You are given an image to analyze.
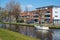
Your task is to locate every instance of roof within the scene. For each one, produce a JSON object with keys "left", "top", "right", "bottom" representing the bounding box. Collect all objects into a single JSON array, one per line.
[{"left": 36, "top": 5, "right": 60, "bottom": 9}]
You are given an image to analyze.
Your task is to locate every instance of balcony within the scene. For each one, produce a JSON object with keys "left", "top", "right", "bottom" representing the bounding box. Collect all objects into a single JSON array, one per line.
[
  {"left": 33, "top": 13, "right": 39, "bottom": 16},
  {"left": 45, "top": 13, "right": 50, "bottom": 15},
  {"left": 45, "top": 17, "right": 50, "bottom": 19},
  {"left": 33, "top": 15, "right": 39, "bottom": 19}
]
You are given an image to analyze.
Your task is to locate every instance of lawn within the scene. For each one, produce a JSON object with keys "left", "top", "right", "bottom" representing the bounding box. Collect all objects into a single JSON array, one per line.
[{"left": 0, "top": 28, "right": 39, "bottom": 40}]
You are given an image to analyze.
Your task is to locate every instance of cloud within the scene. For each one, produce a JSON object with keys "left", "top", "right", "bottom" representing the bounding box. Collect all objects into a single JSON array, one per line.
[
  {"left": 21, "top": 4, "right": 34, "bottom": 11},
  {"left": 26, "top": 4, "right": 33, "bottom": 8}
]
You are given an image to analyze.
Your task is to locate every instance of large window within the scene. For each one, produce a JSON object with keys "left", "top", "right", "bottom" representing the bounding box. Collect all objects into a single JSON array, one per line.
[
  {"left": 55, "top": 11, "right": 58, "bottom": 13},
  {"left": 34, "top": 19, "right": 38, "bottom": 22},
  {"left": 33, "top": 15, "right": 39, "bottom": 18},
  {"left": 45, "top": 15, "right": 50, "bottom": 17},
  {"left": 45, "top": 19, "right": 50, "bottom": 22},
  {"left": 55, "top": 15, "right": 58, "bottom": 17}
]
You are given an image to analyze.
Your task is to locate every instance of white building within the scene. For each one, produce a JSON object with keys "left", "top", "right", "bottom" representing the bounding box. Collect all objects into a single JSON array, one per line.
[
  {"left": 52, "top": 6, "right": 60, "bottom": 23},
  {"left": 36, "top": 5, "right": 60, "bottom": 23}
]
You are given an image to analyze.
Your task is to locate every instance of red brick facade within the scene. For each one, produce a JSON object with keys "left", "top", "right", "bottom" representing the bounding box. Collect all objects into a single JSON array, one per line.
[{"left": 19, "top": 6, "right": 53, "bottom": 23}]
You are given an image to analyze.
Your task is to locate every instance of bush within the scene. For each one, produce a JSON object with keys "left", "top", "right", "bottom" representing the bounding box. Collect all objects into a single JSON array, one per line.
[{"left": 17, "top": 20, "right": 24, "bottom": 23}]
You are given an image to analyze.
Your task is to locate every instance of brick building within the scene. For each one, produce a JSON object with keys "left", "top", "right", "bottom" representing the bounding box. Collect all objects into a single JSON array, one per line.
[
  {"left": 19, "top": 11, "right": 40, "bottom": 23},
  {"left": 20, "top": 5, "right": 60, "bottom": 24},
  {"left": 36, "top": 5, "right": 60, "bottom": 23}
]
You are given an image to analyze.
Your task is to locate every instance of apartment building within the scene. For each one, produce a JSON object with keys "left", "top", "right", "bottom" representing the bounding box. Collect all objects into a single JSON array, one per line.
[
  {"left": 36, "top": 5, "right": 60, "bottom": 23},
  {"left": 19, "top": 11, "right": 40, "bottom": 23},
  {"left": 19, "top": 5, "right": 60, "bottom": 24}
]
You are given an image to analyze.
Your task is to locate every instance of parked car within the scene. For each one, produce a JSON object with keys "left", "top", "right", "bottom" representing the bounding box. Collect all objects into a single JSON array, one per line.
[{"left": 26, "top": 20, "right": 35, "bottom": 24}]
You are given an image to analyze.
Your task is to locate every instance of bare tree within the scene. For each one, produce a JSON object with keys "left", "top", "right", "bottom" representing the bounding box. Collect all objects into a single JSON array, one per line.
[
  {"left": 5, "top": 0, "right": 21, "bottom": 22},
  {"left": 12, "top": 2, "right": 21, "bottom": 22},
  {"left": 5, "top": 0, "right": 21, "bottom": 31}
]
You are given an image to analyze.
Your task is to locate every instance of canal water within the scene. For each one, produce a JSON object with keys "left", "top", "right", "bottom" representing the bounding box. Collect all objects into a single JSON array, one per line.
[
  {"left": 52, "top": 29, "right": 60, "bottom": 40},
  {"left": 0, "top": 24, "right": 60, "bottom": 40},
  {"left": 36, "top": 29, "right": 60, "bottom": 40}
]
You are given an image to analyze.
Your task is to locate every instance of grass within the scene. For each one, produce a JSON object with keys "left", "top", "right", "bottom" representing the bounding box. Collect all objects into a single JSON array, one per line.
[
  {"left": 1, "top": 22, "right": 60, "bottom": 29},
  {"left": 0, "top": 22, "right": 34, "bottom": 26},
  {"left": 49, "top": 26, "right": 60, "bottom": 29},
  {"left": 0, "top": 28, "right": 39, "bottom": 40}
]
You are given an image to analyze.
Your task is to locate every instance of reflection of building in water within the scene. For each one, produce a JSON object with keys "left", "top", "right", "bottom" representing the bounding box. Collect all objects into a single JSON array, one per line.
[
  {"left": 36, "top": 30, "right": 53, "bottom": 40},
  {"left": 48, "top": 30, "right": 52, "bottom": 40}
]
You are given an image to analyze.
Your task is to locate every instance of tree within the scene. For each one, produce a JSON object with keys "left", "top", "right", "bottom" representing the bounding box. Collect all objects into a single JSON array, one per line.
[
  {"left": 39, "top": 10, "right": 43, "bottom": 24},
  {"left": 0, "top": 7, "right": 7, "bottom": 22},
  {"left": 5, "top": 0, "right": 21, "bottom": 31},
  {"left": 12, "top": 2, "right": 21, "bottom": 22},
  {"left": 5, "top": 0, "right": 21, "bottom": 22}
]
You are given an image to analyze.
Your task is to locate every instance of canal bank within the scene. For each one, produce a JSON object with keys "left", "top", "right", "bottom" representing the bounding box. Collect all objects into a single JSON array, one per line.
[
  {"left": 49, "top": 26, "right": 60, "bottom": 29},
  {"left": 0, "top": 22, "right": 60, "bottom": 40}
]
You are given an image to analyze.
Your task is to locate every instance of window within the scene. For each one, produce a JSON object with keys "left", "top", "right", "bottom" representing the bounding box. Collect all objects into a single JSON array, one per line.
[
  {"left": 34, "top": 12, "right": 38, "bottom": 15},
  {"left": 55, "top": 15, "right": 58, "bottom": 17},
  {"left": 34, "top": 19, "right": 38, "bottom": 22},
  {"left": 55, "top": 11, "right": 58, "bottom": 13},
  {"left": 45, "top": 19, "right": 50, "bottom": 22},
  {"left": 45, "top": 15, "right": 50, "bottom": 17},
  {"left": 33, "top": 15, "right": 39, "bottom": 18},
  {"left": 20, "top": 16, "right": 24, "bottom": 18},
  {"left": 26, "top": 15, "right": 30, "bottom": 18},
  {"left": 45, "top": 11, "right": 50, "bottom": 13},
  {"left": 25, "top": 16, "right": 27, "bottom": 18},
  {"left": 22, "top": 16, "right": 24, "bottom": 17}
]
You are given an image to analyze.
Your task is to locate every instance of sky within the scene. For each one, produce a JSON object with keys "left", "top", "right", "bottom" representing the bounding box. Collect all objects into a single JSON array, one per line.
[{"left": 0, "top": 0, "right": 60, "bottom": 11}]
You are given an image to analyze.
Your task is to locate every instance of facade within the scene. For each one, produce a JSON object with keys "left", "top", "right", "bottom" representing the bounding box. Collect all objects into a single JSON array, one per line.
[
  {"left": 19, "top": 11, "right": 40, "bottom": 23},
  {"left": 52, "top": 6, "right": 60, "bottom": 23},
  {"left": 19, "top": 5, "right": 60, "bottom": 24},
  {"left": 36, "top": 5, "right": 60, "bottom": 23}
]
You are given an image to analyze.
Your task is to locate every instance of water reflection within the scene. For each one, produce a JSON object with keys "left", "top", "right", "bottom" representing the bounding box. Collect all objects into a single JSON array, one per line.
[
  {"left": 36, "top": 29, "right": 52, "bottom": 40},
  {"left": 36, "top": 29, "right": 60, "bottom": 40},
  {"left": 0, "top": 24, "right": 60, "bottom": 40},
  {"left": 52, "top": 29, "right": 60, "bottom": 40}
]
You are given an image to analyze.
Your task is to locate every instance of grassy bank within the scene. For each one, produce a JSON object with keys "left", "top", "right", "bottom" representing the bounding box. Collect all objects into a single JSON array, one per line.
[
  {"left": 1, "top": 22, "right": 60, "bottom": 29},
  {"left": 0, "top": 22, "right": 34, "bottom": 26},
  {"left": 0, "top": 28, "right": 39, "bottom": 40},
  {"left": 49, "top": 26, "right": 60, "bottom": 29}
]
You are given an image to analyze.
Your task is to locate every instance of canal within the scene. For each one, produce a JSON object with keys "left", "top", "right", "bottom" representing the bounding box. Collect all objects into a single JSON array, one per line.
[
  {"left": 0, "top": 24, "right": 60, "bottom": 40},
  {"left": 36, "top": 29, "right": 60, "bottom": 40},
  {"left": 52, "top": 29, "right": 60, "bottom": 40}
]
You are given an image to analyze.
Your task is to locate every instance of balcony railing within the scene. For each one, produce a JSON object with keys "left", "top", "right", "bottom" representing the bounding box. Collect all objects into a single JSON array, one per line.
[
  {"left": 45, "top": 17, "right": 50, "bottom": 19},
  {"left": 45, "top": 13, "right": 50, "bottom": 15}
]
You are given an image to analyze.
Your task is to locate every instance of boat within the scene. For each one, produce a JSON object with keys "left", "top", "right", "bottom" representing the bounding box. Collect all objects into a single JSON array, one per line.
[
  {"left": 34, "top": 24, "right": 49, "bottom": 33},
  {"left": 34, "top": 25, "right": 49, "bottom": 30}
]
